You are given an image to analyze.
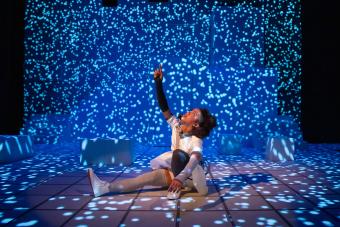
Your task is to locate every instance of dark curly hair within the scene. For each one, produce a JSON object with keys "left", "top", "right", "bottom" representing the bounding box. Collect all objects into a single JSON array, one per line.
[{"left": 194, "top": 108, "right": 217, "bottom": 139}]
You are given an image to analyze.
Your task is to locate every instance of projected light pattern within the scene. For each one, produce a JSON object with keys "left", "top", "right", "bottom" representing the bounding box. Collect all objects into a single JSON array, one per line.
[
  {"left": 252, "top": 115, "right": 304, "bottom": 149},
  {"left": 1, "top": 143, "right": 339, "bottom": 226},
  {"left": 23, "top": 0, "right": 301, "bottom": 147},
  {"left": 212, "top": 6, "right": 265, "bottom": 67}
]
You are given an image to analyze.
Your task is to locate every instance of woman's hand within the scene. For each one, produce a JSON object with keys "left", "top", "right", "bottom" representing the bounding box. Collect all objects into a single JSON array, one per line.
[
  {"left": 153, "top": 64, "right": 163, "bottom": 80},
  {"left": 168, "top": 179, "right": 183, "bottom": 192}
]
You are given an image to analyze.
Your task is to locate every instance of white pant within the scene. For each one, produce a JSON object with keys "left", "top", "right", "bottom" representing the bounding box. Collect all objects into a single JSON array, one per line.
[{"left": 150, "top": 151, "right": 173, "bottom": 170}]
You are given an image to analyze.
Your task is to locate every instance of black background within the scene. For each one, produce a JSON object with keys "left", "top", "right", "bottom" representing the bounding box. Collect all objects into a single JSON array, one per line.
[{"left": 1, "top": 1, "right": 339, "bottom": 142}]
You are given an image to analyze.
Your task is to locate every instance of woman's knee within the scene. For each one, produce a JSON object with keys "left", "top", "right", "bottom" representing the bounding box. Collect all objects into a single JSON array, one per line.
[
  {"left": 172, "top": 149, "right": 189, "bottom": 162},
  {"left": 171, "top": 149, "right": 190, "bottom": 176}
]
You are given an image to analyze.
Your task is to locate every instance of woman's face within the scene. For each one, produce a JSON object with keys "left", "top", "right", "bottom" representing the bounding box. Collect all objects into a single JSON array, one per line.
[{"left": 180, "top": 108, "right": 202, "bottom": 134}]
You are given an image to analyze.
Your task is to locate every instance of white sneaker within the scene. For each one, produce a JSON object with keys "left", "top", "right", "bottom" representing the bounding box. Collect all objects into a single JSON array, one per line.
[
  {"left": 87, "top": 168, "right": 110, "bottom": 197},
  {"left": 167, "top": 189, "right": 181, "bottom": 200},
  {"left": 192, "top": 165, "right": 208, "bottom": 196}
]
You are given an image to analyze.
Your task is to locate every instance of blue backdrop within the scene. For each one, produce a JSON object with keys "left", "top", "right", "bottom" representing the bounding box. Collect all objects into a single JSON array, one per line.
[{"left": 22, "top": 0, "right": 301, "bottom": 148}]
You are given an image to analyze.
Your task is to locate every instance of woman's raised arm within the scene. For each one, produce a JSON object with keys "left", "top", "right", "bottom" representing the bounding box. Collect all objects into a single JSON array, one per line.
[{"left": 153, "top": 64, "right": 173, "bottom": 120}]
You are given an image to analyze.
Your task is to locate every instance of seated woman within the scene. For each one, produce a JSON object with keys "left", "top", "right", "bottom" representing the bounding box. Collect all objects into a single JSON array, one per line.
[{"left": 88, "top": 64, "right": 217, "bottom": 199}]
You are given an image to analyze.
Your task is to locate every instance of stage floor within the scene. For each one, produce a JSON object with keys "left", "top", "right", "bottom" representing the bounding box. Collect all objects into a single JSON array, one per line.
[{"left": 0, "top": 143, "right": 339, "bottom": 226}]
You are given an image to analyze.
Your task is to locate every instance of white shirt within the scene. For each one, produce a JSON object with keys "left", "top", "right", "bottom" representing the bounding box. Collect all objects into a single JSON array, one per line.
[
  {"left": 167, "top": 115, "right": 203, "bottom": 155},
  {"left": 150, "top": 115, "right": 203, "bottom": 170}
]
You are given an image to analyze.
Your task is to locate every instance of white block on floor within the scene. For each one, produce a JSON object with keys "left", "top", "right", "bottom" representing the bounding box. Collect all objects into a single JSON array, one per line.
[
  {"left": 219, "top": 134, "right": 242, "bottom": 155},
  {"left": 0, "top": 135, "right": 34, "bottom": 163},
  {"left": 80, "top": 138, "right": 135, "bottom": 167},
  {"left": 265, "top": 136, "right": 295, "bottom": 162}
]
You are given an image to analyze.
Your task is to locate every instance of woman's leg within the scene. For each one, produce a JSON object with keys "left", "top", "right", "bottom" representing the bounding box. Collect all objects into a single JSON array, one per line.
[
  {"left": 170, "top": 150, "right": 208, "bottom": 195},
  {"left": 171, "top": 149, "right": 190, "bottom": 177},
  {"left": 109, "top": 169, "right": 172, "bottom": 193}
]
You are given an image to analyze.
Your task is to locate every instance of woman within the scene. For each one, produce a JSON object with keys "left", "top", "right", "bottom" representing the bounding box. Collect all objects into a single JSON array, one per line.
[{"left": 88, "top": 64, "right": 217, "bottom": 199}]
